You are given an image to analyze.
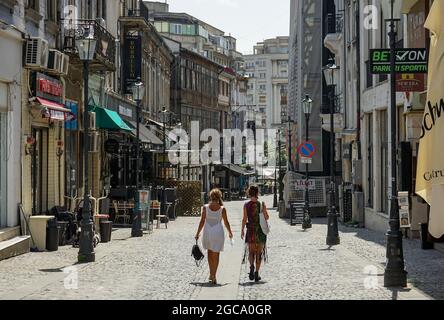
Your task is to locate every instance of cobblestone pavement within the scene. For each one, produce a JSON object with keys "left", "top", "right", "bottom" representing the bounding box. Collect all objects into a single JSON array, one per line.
[{"left": 0, "top": 195, "right": 443, "bottom": 300}]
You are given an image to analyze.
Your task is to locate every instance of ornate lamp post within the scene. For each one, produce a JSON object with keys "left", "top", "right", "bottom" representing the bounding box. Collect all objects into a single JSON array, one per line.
[
  {"left": 323, "top": 57, "right": 340, "bottom": 247},
  {"left": 302, "top": 95, "right": 313, "bottom": 230},
  {"left": 384, "top": 0, "right": 407, "bottom": 288},
  {"left": 273, "top": 129, "right": 279, "bottom": 208},
  {"left": 159, "top": 107, "right": 171, "bottom": 217},
  {"left": 76, "top": 34, "right": 97, "bottom": 263},
  {"left": 131, "top": 79, "right": 145, "bottom": 237}
]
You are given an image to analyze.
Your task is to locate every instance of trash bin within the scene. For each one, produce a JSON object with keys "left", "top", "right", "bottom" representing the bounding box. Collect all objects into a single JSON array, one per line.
[
  {"left": 100, "top": 221, "right": 112, "bottom": 243},
  {"left": 420, "top": 223, "right": 434, "bottom": 250},
  {"left": 57, "top": 221, "right": 69, "bottom": 246},
  {"left": 46, "top": 218, "right": 59, "bottom": 251}
]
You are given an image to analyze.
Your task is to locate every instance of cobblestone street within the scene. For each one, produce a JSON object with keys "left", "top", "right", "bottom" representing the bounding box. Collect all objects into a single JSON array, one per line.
[{"left": 0, "top": 195, "right": 443, "bottom": 300}]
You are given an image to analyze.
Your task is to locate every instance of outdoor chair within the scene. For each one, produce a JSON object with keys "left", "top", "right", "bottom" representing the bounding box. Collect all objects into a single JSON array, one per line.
[{"left": 113, "top": 201, "right": 130, "bottom": 225}]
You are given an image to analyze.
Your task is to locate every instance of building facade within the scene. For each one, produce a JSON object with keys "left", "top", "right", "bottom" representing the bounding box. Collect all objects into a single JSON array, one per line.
[{"left": 244, "top": 37, "right": 289, "bottom": 129}]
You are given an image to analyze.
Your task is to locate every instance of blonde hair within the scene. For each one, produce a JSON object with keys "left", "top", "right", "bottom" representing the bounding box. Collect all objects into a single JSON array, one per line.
[{"left": 209, "top": 188, "right": 223, "bottom": 206}]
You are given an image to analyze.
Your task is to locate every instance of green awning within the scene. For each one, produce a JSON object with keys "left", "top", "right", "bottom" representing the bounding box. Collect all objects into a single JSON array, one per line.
[{"left": 89, "top": 106, "right": 132, "bottom": 131}]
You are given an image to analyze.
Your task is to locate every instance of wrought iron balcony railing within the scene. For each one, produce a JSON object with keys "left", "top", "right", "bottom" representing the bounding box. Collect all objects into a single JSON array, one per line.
[
  {"left": 63, "top": 19, "right": 116, "bottom": 71},
  {"left": 121, "top": 0, "right": 150, "bottom": 22},
  {"left": 325, "top": 13, "right": 344, "bottom": 34}
]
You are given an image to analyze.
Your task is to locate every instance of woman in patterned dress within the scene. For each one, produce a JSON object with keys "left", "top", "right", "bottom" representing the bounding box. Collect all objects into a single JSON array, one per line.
[{"left": 241, "top": 185, "right": 269, "bottom": 282}]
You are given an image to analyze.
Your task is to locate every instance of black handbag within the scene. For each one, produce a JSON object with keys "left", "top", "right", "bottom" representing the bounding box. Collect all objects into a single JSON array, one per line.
[{"left": 191, "top": 240, "right": 205, "bottom": 267}]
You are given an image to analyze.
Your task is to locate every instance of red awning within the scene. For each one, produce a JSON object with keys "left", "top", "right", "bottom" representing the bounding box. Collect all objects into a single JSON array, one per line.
[{"left": 34, "top": 97, "right": 75, "bottom": 122}]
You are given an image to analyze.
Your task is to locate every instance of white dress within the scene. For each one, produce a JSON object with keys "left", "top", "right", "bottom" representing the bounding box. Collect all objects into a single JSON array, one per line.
[{"left": 202, "top": 205, "right": 225, "bottom": 253}]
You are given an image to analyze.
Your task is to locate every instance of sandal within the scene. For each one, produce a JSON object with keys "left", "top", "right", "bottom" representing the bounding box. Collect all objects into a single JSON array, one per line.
[{"left": 249, "top": 265, "right": 255, "bottom": 281}]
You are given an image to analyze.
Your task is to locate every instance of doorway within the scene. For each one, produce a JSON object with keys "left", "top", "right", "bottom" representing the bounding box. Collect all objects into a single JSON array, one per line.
[{"left": 31, "top": 127, "right": 49, "bottom": 215}]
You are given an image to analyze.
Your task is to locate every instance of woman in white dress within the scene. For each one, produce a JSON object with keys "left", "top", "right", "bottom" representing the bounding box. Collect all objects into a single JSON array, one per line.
[{"left": 195, "top": 189, "right": 233, "bottom": 284}]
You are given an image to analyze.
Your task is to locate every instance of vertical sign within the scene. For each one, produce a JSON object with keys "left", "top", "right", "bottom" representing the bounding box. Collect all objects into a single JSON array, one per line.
[{"left": 123, "top": 33, "right": 141, "bottom": 94}]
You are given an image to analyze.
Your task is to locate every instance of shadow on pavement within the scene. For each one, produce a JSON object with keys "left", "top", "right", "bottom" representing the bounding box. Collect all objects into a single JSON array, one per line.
[
  {"left": 190, "top": 282, "right": 228, "bottom": 288},
  {"left": 238, "top": 281, "right": 267, "bottom": 286}
]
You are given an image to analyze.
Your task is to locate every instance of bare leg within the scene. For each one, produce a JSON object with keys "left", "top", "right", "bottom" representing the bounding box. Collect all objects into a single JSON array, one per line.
[
  {"left": 208, "top": 250, "right": 215, "bottom": 280},
  {"left": 248, "top": 243, "right": 255, "bottom": 267},
  {"left": 214, "top": 253, "right": 220, "bottom": 280},
  {"left": 255, "top": 244, "right": 264, "bottom": 273}
]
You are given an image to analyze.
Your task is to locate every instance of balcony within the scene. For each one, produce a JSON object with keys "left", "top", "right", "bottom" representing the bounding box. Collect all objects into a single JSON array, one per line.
[
  {"left": 119, "top": 1, "right": 151, "bottom": 29},
  {"left": 325, "top": 13, "right": 343, "bottom": 35},
  {"left": 324, "top": 13, "right": 344, "bottom": 55},
  {"left": 63, "top": 19, "right": 116, "bottom": 72}
]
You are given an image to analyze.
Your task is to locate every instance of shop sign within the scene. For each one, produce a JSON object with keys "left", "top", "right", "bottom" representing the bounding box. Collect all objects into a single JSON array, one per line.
[
  {"left": 396, "top": 73, "right": 426, "bottom": 92},
  {"left": 398, "top": 191, "right": 411, "bottom": 229},
  {"left": 32, "top": 72, "right": 63, "bottom": 103},
  {"left": 294, "top": 179, "right": 316, "bottom": 191},
  {"left": 369, "top": 48, "right": 428, "bottom": 74},
  {"left": 104, "top": 139, "right": 120, "bottom": 154},
  {"left": 65, "top": 100, "right": 78, "bottom": 130},
  {"left": 119, "top": 105, "right": 133, "bottom": 118},
  {"left": 122, "top": 33, "right": 142, "bottom": 94}
]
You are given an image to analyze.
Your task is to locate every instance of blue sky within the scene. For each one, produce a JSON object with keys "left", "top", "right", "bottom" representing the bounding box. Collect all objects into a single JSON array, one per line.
[{"left": 166, "top": 0, "right": 290, "bottom": 54}]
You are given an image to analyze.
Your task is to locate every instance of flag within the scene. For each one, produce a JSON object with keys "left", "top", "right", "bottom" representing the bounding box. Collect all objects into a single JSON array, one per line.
[{"left": 415, "top": 0, "right": 444, "bottom": 241}]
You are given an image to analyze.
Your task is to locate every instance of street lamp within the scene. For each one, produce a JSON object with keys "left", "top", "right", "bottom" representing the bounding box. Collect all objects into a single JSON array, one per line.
[
  {"left": 159, "top": 107, "right": 171, "bottom": 218},
  {"left": 323, "top": 57, "right": 340, "bottom": 247},
  {"left": 302, "top": 95, "right": 313, "bottom": 230},
  {"left": 76, "top": 34, "right": 97, "bottom": 263},
  {"left": 384, "top": 0, "right": 407, "bottom": 288},
  {"left": 273, "top": 129, "right": 279, "bottom": 208},
  {"left": 131, "top": 78, "right": 145, "bottom": 238}
]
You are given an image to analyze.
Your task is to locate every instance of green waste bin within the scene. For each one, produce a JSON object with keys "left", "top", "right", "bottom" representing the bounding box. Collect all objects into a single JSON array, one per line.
[
  {"left": 46, "top": 218, "right": 59, "bottom": 251},
  {"left": 100, "top": 221, "right": 112, "bottom": 243}
]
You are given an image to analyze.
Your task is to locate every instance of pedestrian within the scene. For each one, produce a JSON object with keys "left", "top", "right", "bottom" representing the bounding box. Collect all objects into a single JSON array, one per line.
[
  {"left": 195, "top": 188, "right": 233, "bottom": 285},
  {"left": 241, "top": 185, "right": 269, "bottom": 282}
]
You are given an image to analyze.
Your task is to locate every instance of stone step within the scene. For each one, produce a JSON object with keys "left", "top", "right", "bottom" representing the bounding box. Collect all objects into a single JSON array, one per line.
[
  {"left": 0, "top": 227, "right": 21, "bottom": 242},
  {"left": 0, "top": 236, "right": 31, "bottom": 261}
]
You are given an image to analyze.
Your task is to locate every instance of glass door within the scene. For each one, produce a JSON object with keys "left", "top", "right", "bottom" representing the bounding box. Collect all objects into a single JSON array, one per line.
[
  {"left": 0, "top": 113, "right": 6, "bottom": 227},
  {"left": 31, "top": 127, "right": 49, "bottom": 215}
]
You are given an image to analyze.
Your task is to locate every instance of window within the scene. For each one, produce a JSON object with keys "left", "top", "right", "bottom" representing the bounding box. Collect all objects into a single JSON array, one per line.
[
  {"left": 278, "top": 60, "right": 288, "bottom": 67},
  {"left": 259, "top": 96, "right": 266, "bottom": 104},
  {"left": 259, "top": 73, "right": 266, "bottom": 79},
  {"left": 259, "top": 85, "right": 266, "bottom": 91},
  {"left": 256, "top": 60, "right": 266, "bottom": 68},
  {"left": 27, "top": 0, "right": 39, "bottom": 10},
  {"left": 46, "top": 0, "right": 57, "bottom": 22},
  {"left": 154, "top": 22, "right": 169, "bottom": 33},
  {"left": 171, "top": 23, "right": 182, "bottom": 35}
]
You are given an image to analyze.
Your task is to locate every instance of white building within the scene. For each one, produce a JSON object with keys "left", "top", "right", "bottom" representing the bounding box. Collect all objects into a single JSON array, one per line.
[
  {"left": 244, "top": 37, "right": 289, "bottom": 129},
  {"left": 0, "top": 1, "right": 24, "bottom": 229}
]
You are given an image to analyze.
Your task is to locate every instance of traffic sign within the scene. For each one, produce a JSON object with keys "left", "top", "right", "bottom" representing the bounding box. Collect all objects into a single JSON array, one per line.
[
  {"left": 298, "top": 141, "right": 316, "bottom": 158},
  {"left": 301, "top": 157, "right": 312, "bottom": 164}
]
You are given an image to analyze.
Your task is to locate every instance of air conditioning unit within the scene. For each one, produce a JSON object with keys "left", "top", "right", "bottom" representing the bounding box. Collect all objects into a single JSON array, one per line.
[
  {"left": 47, "top": 49, "right": 63, "bottom": 74},
  {"left": 25, "top": 37, "right": 49, "bottom": 69},
  {"left": 61, "top": 53, "right": 70, "bottom": 76},
  {"left": 88, "top": 111, "right": 96, "bottom": 130},
  {"left": 88, "top": 132, "right": 100, "bottom": 153}
]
